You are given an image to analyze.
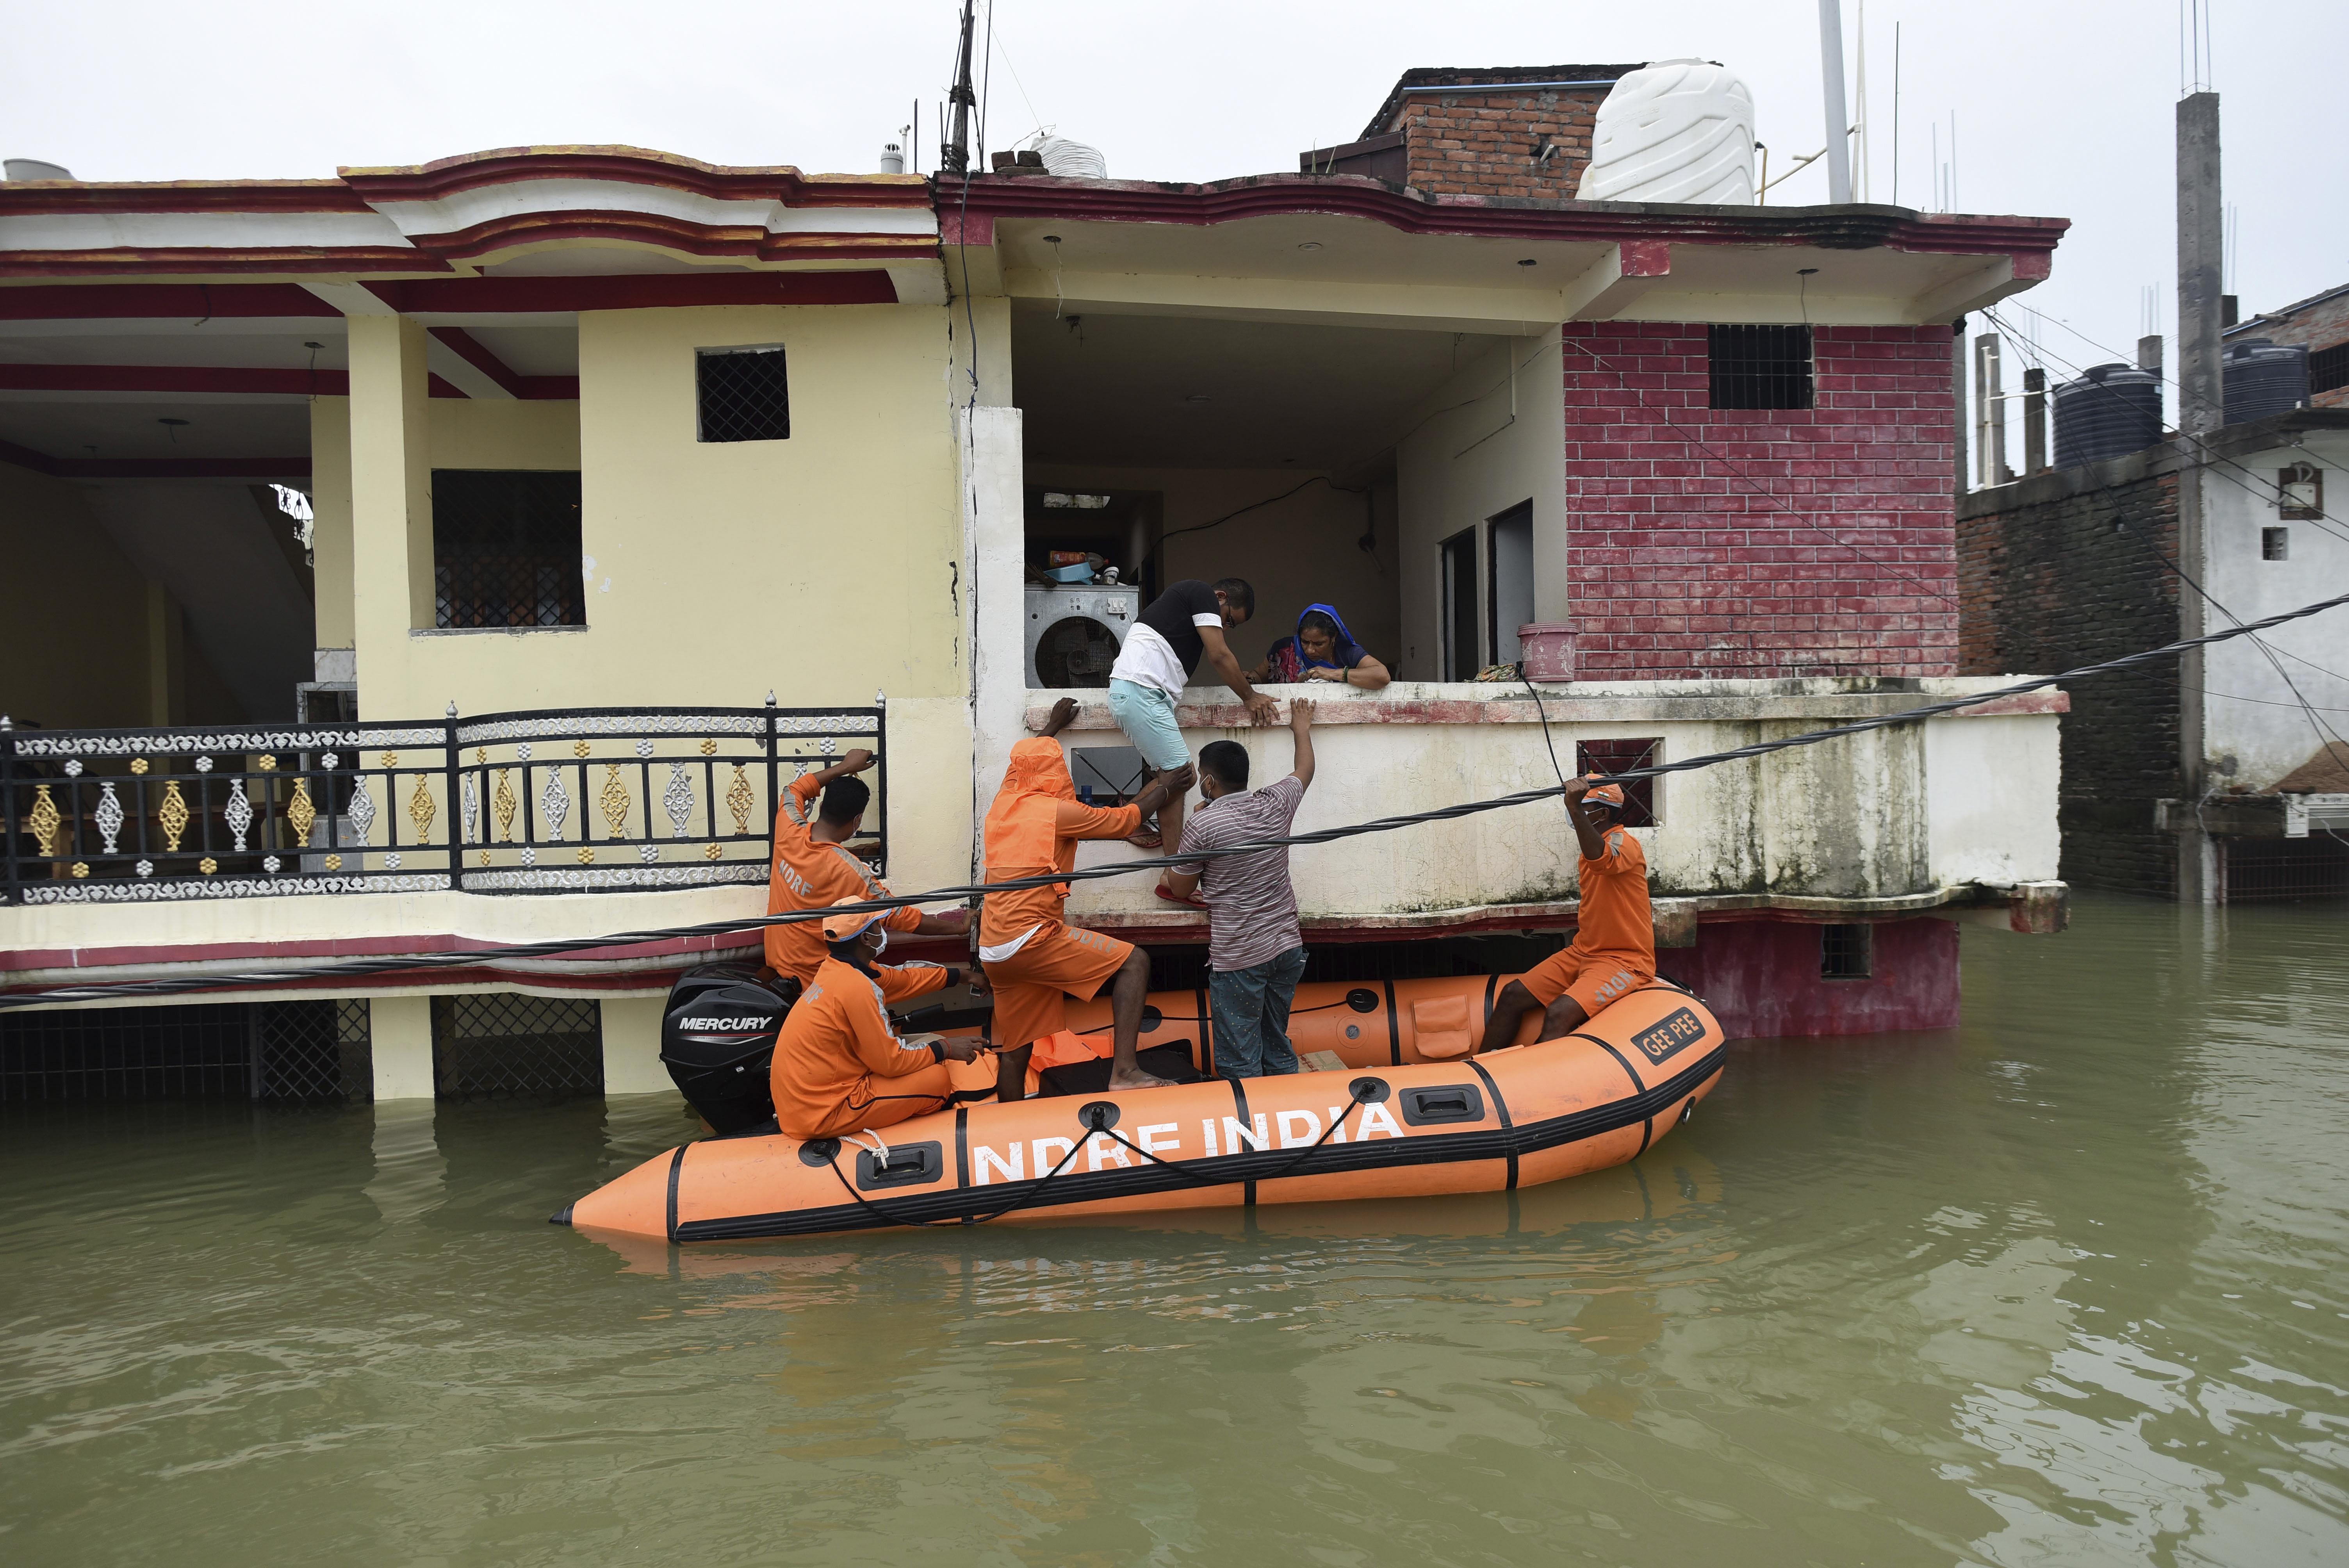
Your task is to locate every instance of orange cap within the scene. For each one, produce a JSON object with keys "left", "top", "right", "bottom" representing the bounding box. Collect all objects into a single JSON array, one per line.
[
  {"left": 1584, "top": 782, "right": 1627, "bottom": 809},
  {"left": 820, "top": 894, "right": 886, "bottom": 943}
]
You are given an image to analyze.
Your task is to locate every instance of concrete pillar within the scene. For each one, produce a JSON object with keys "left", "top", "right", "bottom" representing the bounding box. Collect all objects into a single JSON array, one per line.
[
  {"left": 1951, "top": 317, "right": 1968, "bottom": 495},
  {"left": 345, "top": 315, "right": 435, "bottom": 656},
  {"left": 369, "top": 993, "right": 437, "bottom": 1100},
  {"left": 308, "top": 396, "right": 356, "bottom": 658},
  {"left": 962, "top": 403, "right": 1026, "bottom": 878},
  {"left": 2176, "top": 91, "right": 2222, "bottom": 903},
  {"left": 142, "top": 580, "right": 185, "bottom": 725},
  {"left": 599, "top": 994, "right": 675, "bottom": 1096}
]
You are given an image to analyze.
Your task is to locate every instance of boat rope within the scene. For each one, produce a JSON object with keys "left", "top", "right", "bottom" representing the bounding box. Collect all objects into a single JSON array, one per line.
[{"left": 7, "top": 583, "right": 2348, "bottom": 1013}]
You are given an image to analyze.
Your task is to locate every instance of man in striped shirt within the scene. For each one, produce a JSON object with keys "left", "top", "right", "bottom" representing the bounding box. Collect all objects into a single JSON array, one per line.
[{"left": 1163, "top": 698, "right": 1315, "bottom": 1078}]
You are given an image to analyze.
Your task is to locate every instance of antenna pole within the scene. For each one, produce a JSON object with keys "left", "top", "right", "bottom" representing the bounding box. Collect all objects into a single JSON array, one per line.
[
  {"left": 1817, "top": 0, "right": 1854, "bottom": 204},
  {"left": 943, "top": 0, "right": 978, "bottom": 175}
]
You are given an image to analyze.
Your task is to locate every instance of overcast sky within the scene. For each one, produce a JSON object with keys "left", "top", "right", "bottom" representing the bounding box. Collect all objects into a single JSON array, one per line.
[{"left": 10, "top": 0, "right": 2342, "bottom": 437}]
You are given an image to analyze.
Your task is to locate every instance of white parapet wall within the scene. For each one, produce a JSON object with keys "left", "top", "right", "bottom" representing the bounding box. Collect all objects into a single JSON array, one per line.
[{"left": 1039, "top": 677, "right": 2065, "bottom": 923}]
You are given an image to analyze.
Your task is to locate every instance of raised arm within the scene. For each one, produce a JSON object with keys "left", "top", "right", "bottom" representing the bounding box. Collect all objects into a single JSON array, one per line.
[
  {"left": 1198, "top": 624, "right": 1278, "bottom": 726},
  {"left": 1288, "top": 697, "right": 1316, "bottom": 791},
  {"left": 1562, "top": 774, "right": 1609, "bottom": 861}
]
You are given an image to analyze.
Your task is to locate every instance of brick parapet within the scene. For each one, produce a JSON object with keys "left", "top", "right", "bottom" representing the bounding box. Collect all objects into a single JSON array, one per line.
[
  {"left": 1562, "top": 321, "right": 1960, "bottom": 684},
  {"left": 1394, "top": 89, "right": 1606, "bottom": 199}
]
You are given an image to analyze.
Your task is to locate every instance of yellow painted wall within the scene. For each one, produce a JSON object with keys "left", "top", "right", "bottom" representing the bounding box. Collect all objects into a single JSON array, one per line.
[
  {"left": 429, "top": 398, "right": 581, "bottom": 471},
  {"left": 341, "top": 302, "right": 975, "bottom": 893},
  {"left": 1022, "top": 463, "right": 1403, "bottom": 673},
  {"left": 0, "top": 460, "right": 233, "bottom": 729}
]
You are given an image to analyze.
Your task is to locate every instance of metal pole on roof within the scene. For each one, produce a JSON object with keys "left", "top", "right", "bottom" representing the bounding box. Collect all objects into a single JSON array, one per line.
[
  {"left": 1818, "top": 0, "right": 1855, "bottom": 204},
  {"left": 943, "top": 0, "right": 977, "bottom": 175}
]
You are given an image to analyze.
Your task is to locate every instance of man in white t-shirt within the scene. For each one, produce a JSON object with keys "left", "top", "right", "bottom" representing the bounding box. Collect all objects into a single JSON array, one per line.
[{"left": 1105, "top": 577, "right": 1277, "bottom": 883}]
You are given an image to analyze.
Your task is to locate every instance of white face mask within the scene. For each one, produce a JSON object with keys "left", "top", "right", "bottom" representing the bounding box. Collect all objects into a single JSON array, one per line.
[{"left": 869, "top": 928, "right": 888, "bottom": 957}]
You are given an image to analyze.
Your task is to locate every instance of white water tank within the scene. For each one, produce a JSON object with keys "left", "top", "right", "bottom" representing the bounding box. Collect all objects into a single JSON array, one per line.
[
  {"left": 4, "top": 159, "right": 75, "bottom": 182},
  {"left": 1035, "top": 137, "right": 1107, "bottom": 180},
  {"left": 1576, "top": 60, "right": 1755, "bottom": 206},
  {"left": 878, "top": 142, "right": 906, "bottom": 175}
]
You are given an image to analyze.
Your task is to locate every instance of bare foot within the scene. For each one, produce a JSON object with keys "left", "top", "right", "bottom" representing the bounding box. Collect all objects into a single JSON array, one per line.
[
  {"left": 1125, "top": 831, "right": 1163, "bottom": 850},
  {"left": 1106, "top": 1067, "right": 1179, "bottom": 1092}
]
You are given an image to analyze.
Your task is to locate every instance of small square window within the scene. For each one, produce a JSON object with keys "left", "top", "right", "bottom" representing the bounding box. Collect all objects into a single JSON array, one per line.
[
  {"left": 1576, "top": 738, "right": 1661, "bottom": 826},
  {"left": 1820, "top": 923, "right": 1873, "bottom": 980},
  {"left": 2279, "top": 462, "right": 2323, "bottom": 521},
  {"left": 1709, "top": 324, "right": 1814, "bottom": 410},
  {"left": 2310, "top": 342, "right": 2349, "bottom": 396},
  {"left": 697, "top": 345, "right": 790, "bottom": 443},
  {"left": 2263, "top": 526, "right": 2292, "bottom": 561}
]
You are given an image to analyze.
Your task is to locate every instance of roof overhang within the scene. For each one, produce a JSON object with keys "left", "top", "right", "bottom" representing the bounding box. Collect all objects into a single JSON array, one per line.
[
  {"left": 943, "top": 173, "right": 2066, "bottom": 330},
  {"left": 0, "top": 146, "right": 939, "bottom": 286}
]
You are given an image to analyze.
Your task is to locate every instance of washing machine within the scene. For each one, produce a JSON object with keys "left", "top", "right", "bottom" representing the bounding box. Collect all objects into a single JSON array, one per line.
[{"left": 1025, "top": 584, "right": 1142, "bottom": 688}]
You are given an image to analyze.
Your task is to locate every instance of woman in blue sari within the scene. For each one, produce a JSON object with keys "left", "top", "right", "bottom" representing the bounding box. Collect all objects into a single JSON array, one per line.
[{"left": 1251, "top": 604, "right": 1391, "bottom": 690}]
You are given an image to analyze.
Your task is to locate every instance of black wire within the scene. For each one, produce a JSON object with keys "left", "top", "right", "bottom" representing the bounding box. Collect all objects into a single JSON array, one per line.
[
  {"left": 1139, "top": 475, "right": 1366, "bottom": 574},
  {"left": 11, "top": 584, "right": 2349, "bottom": 1012}
]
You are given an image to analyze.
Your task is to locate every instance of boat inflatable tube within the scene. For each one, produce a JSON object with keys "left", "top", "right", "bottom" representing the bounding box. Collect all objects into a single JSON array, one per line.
[{"left": 568, "top": 975, "right": 1724, "bottom": 1242}]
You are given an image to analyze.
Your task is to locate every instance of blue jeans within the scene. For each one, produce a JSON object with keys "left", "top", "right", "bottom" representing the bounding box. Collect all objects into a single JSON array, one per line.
[{"left": 1208, "top": 946, "right": 1308, "bottom": 1079}]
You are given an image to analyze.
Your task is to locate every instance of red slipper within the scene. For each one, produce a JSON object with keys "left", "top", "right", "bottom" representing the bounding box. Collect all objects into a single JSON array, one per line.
[{"left": 1154, "top": 884, "right": 1207, "bottom": 909}]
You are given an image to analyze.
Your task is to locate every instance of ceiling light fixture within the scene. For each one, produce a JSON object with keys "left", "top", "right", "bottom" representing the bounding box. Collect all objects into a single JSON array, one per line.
[
  {"left": 1297, "top": 242, "right": 1323, "bottom": 251},
  {"left": 1186, "top": 394, "right": 1212, "bottom": 404},
  {"left": 1517, "top": 258, "right": 1537, "bottom": 267}
]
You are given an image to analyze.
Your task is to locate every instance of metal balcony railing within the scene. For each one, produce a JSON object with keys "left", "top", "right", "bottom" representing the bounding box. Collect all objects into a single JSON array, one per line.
[{"left": 0, "top": 698, "right": 885, "bottom": 905}]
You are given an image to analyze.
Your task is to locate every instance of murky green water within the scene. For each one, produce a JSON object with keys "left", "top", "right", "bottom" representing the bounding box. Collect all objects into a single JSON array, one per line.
[{"left": 4, "top": 895, "right": 2345, "bottom": 1566}]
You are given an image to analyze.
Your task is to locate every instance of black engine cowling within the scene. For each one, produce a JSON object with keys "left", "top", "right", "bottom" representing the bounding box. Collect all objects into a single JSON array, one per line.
[{"left": 660, "top": 964, "right": 798, "bottom": 1135}]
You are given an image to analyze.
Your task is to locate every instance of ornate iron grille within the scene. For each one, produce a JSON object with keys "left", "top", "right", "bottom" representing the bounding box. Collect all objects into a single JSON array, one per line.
[
  {"left": 1709, "top": 324, "right": 1814, "bottom": 410},
  {"left": 1576, "top": 738, "right": 1661, "bottom": 827},
  {"left": 697, "top": 346, "right": 790, "bottom": 443},
  {"left": 2, "top": 700, "right": 884, "bottom": 902},
  {"left": 432, "top": 470, "right": 586, "bottom": 629},
  {"left": 431, "top": 994, "right": 603, "bottom": 1101},
  {"left": 0, "top": 1000, "right": 371, "bottom": 1102}
]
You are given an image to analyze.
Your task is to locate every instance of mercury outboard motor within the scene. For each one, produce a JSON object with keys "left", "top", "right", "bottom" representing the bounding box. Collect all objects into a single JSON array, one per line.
[{"left": 660, "top": 964, "right": 798, "bottom": 1135}]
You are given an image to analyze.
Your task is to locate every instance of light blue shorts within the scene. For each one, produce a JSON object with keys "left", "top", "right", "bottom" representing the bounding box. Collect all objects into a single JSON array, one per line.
[{"left": 1106, "top": 679, "right": 1189, "bottom": 773}]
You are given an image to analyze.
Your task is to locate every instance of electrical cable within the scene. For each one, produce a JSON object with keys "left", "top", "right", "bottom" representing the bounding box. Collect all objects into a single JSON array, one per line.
[{"left": 12, "top": 584, "right": 2348, "bottom": 1013}]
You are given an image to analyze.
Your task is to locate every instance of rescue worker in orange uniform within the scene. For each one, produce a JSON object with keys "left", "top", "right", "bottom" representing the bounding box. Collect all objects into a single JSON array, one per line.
[
  {"left": 981, "top": 696, "right": 1196, "bottom": 1099},
  {"left": 765, "top": 748, "right": 968, "bottom": 987},
  {"left": 1482, "top": 777, "right": 1655, "bottom": 1048},
  {"left": 770, "top": 898, "right": 989, "bottom": 1141}
]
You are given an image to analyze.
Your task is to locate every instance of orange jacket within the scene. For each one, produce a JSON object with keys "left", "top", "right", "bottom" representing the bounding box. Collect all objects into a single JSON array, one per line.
[
  {"left": 979, "top": 738, "right": 1141, "bottom": 944},
  {"left": 1570, "top": 827, "right": 1653, "bottom": 966},
  {"left": 769, "top": 957, "right": 950, "bottom": 1140},
  {"left": 765, "top": 772, "right": 923, "bottom": 984}
]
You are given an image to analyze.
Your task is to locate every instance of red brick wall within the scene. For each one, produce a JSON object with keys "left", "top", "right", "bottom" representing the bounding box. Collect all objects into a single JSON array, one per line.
[
  {"left": 1394, "top": 89, "right": 1607, "bottom": 198},
  {"left": 1562, "top": 321, "right": 1959, "bottom": 681}
]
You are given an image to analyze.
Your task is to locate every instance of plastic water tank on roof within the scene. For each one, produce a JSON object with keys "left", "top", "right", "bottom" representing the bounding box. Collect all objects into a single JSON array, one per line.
[
  {"left": 1035, "top": 137, "right": 1107, "bottom": 180},
  {"left": 2222, "top": 338, "right": 2310, "bottom": 425},
  {"left": 1576, "top": 61, "right": 1755, "bottom": 205},
  {"left": 2053, "top": 363, "right": 2163, "bottom": 469}
]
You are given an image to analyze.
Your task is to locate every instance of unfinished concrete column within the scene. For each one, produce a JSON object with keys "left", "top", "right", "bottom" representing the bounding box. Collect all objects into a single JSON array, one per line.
[{"left": 2176, "top": 90, "right": 2222, "bottom": 903}]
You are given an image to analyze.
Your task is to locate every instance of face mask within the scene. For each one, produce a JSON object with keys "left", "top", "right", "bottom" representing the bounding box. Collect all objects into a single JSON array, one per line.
[{"left": 870, "top": 928, "right": 888, "bottom": 957}]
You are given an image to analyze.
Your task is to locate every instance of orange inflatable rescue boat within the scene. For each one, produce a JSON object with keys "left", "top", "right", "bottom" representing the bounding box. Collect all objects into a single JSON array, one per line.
[{"left": 557, "top": 972, "right": 1725, "bottom": 1242}]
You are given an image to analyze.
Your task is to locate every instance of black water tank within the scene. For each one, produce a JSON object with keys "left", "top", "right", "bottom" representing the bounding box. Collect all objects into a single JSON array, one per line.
[
  {"left": 2222, "top": 338, "right": 2310, "bottom": 425},
  {"left": 2053, "top": 363, "right": 2163, "bottom": 469}
]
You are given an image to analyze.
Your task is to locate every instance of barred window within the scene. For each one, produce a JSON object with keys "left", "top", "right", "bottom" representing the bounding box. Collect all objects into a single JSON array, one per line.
[
  {"left": 1709, "top": 324, "right": 1814, "bottom": 410},
  {"left": 432, "top": 469, "right": 585, "bottom": 629},
  {"left": 697, "top": 345, "right": 791, "bottom": 443},
  {"left": 2310, "top": 341, "right": 2349, "bottom": 396},
  {"left": 1576, "top": 738, "right": 1662, "bottom": 826},
  {"left": 1820, "top": 923, "right": 1874, "bottom": 980}
]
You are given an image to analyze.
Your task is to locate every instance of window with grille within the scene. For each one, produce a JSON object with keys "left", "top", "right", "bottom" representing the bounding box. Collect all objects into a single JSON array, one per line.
[
  {"left": 1576, "top": 738, "right": 1662, "bottom": 826},
  {"left": 1709, "top": 324, "right": 1814, "bottom": 410},
  {"left": 431, "top": 469, "right": 585, "bottom": 629},
  {"left": 1820, "top": 923, "right": 1874, "bottom": 980},
  {"left": 0, "top": 1000, "right": 371, "bottom": 1103},
  {"left": 2310, "top": 341, "right": 2349, "bottom": 396},
  {"left": 431, "top": 994, "right": 603, "bottom": 1101},
  {"left": 2264, "top": 527, "right": 2292, "bottom": 561},
  {"left": 697, "top": 345, "right": 791, "bottom": 443}
]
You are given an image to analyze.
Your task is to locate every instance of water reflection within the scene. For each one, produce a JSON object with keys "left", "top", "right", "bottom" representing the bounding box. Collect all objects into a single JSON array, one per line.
[{"left": 1, "top": 896, "right": 2345, "bottom": 1564}]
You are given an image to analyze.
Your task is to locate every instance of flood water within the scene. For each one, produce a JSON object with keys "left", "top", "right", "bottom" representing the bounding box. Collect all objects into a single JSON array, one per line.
[{"left": 4, "top": 894, "right": 2346, "bottom": 1566}]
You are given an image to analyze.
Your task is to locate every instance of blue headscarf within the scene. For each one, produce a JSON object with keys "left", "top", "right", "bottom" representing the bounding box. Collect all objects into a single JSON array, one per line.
[{"left": 1294, "top": 603, "right": 1364, "bottom": 670}]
